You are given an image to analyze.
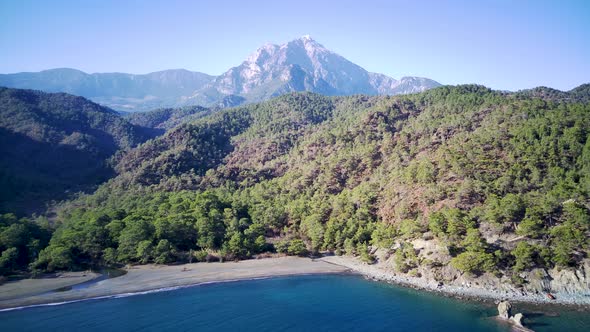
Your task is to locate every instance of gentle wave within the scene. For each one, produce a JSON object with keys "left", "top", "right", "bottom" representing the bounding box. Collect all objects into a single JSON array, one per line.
[{"left": 0, "top": 276, "right": 276, "bottom": 313}]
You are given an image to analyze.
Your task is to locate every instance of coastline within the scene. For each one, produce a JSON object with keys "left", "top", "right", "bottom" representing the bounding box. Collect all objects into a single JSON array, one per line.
[
  {"left": 1, "top": 255, "right": 589, "bottom": 312},
  {"left": 319, "top": 255, "right": 590, "bottom": 308},
  {"left": 0, "top": 271, "right": 101, "bottom": 302},
  {"left": 0, "top": 257, "right": 348, "bottom": 311}
]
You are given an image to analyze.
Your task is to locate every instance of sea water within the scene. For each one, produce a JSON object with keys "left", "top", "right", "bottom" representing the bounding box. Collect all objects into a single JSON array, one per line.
[{"left": 0, "top": 274, "right": 588, "bottom": 331}]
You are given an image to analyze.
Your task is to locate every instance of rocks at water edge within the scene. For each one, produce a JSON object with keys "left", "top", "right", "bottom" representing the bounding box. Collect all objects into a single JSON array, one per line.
[
  {"left": 511, "top": 313, "right": 524, "bottom": 327},
  {"left": 497, "top": 301, "right": 529, "bottom": 330},
  {"left": 497, "top": 300, "right": 512, "bottom": 319}
]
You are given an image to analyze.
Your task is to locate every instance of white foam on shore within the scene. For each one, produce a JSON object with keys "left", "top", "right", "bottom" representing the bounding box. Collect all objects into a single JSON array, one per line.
[{"left": 0, "top": 275, "right": 312, "bottom": 313}]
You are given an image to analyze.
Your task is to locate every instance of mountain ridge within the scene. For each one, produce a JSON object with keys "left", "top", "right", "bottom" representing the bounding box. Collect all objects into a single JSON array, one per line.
[
  {"left": 0, "top": 87, "right": 159, "bottom": 214},
  {"left": 189, "top": 36, "right": 440, "bottom": 104},
  {"left": 26, "top": 84, "right": 590, "bottom": 295},
  {"left": 0, "top": 36, "right": 440, "bottom": 111},
  {"left": 1, "top": 84, "right": 589, "bottom": 301}
]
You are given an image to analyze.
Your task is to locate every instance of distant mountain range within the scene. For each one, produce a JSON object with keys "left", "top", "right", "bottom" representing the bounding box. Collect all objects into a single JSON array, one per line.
[
  {"left": 0, "top": 36, "right": 440, "bottom": 111},
  {"left": 0, "top": 68, "right": 214, "bottom": 112}
]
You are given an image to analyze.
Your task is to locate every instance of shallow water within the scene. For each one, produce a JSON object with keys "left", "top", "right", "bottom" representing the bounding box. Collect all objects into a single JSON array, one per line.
[
  {"left": 0, "top": 274, "right": 588, "bottom": 331},
  {"left": 69, "top": 268, "right": 127, "bottom": 291}
]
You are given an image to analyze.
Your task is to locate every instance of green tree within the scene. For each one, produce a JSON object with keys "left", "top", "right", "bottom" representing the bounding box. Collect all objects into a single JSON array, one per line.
[
  {"left": 33, "top": 245, "right": 74, "bottom": 272},
  {"left": 301, "top": 214, "right": 325, "bottom": 252},
  {"left": 195, "top": 209, "right": 226, "bottom": 250},
  {"left": 102, "top": 247, "right": 118, "bottom": 265},
  {"left": 428, "top": 212, "right": 447, "bottom": 238},
  {"left": 371, "top": 223, "right": 397, "bottom": 248},
  {"left": 287, "top": 239, "right": 308, "bottom": 256},
  {"left": 450, "top": 251, "right": 496, "bottom": 275},
  {"left": 117, "top": 217, "right": 154, "bottom": 262},
  {"left": 550, "top": 201, "right": 589, "bottom": 267},
  {"left": 357, "top": 242, "right": 376, "bottom": 264},
  {"left": 516, "top": 217, "right": 545, "bottom": 238},
  {"left": 136, "top": 240, "right": 153, "bottom": 264},
  {"left": 511, "top": 241, "right": 536, "bottom": 272},
  {"left": 462, "top": 229, "right": 487, "bottom": 252},
  {"left": 225, "top": 232, "right": 247, "bottom": 259},
  {"left": 154, "top": 239, "right": 175, "bottom": 264},
  {"left": 275, "top": 239, "right": 290, "bottom": 254},
  {"left": 0, "top": 247, "right": 19, "bottom": 275},
  {"left": 393, "top": 242, "right": 418, "bottom": 273}
]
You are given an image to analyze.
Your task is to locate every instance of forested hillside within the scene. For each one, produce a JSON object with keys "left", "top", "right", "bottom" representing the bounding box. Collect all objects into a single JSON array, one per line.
[
  {"left": 0, "top": 87, "right": 158, "bottom": 215},
  {"left": 2, "top": 85, "right": 589, "bottom": 287},
  {"left": 126, "top": 105, "right": 213, "bottom": 130}
]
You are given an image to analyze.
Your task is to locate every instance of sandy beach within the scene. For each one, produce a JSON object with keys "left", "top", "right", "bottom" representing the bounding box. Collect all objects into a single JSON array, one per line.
[
  {"left": 0, "top": 257, "right": 348, "bottom": 310},
  {"left": 0, "top": 271, "right": 101, "bottom": 302},
  {"left": 2, "top": 254, "right": 589, "bottom": 311}
]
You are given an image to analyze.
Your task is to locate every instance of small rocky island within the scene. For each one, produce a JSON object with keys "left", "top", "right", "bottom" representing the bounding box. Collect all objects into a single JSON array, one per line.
[{"left": 497, "top": 300, "right": 533, "bottom": 331}]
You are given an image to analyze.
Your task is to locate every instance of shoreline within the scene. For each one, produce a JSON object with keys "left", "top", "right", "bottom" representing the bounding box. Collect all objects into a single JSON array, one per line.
[
  {"left": 0, "top": 274, "right": 345, "bottom": 313},
  {"left": 319, "top": 255, "right": 590, "bottom": 309},
  {"left": 0, "top": 271, "right": 101, "bottom": 302},
  {"left": 1, "top": 255, "right": 589, "bottom": 312},
  {"left": 0, "top": 257, "right": 348, "bottom": 311}
]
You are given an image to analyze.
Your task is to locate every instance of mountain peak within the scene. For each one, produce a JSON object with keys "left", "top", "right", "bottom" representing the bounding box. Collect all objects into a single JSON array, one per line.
[
  {"left": 0, "top": 37, "right": 441, "bottom": 111},
  {"left": 246, "top": 43, "right": 279, "bottom": 64},
  {"left": 289, "top": 35, "right": 325, "bottom": 49},
  {"left": 199, "top": 36, "right": 441, "bottom": 101}
]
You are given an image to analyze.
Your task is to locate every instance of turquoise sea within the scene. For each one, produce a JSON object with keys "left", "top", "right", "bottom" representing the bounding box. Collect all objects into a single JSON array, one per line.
[{"left": 0, "top": 274, "right": 588, "bottom": 331}]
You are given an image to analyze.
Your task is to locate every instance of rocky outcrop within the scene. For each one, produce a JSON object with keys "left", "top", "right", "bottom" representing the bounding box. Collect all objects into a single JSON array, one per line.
[
  {"left": 497, "top": 300, "right": 512, "bottom": 319},
  {"left": 511, "top": 313, "right": 524, "bottom": 327},
  {"left": 547, "top": 261, "right": 590, "bottom": 294},
  {"left": 321, "top": 254, "right": 590, "bottom": 305},
  {"left": 379, "top": 238, "right": 590, "bottom": 304},
  {"left": 518, "top": 260, "right": 590, "bottom": 301},
  {"left": 497, "top": 301, "right": 532, "bottom": 331}
]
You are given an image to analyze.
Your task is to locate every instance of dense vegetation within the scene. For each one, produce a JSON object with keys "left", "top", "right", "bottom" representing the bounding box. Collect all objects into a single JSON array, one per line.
[
  {"left": 126, "top": 105, "right": 214, "bottom": 130},
  {"left": 0, "top": 87, "right": 158, "bottom": 215},
  {"left": 1, "top": 85, "right": 589, "bottom": 285}
]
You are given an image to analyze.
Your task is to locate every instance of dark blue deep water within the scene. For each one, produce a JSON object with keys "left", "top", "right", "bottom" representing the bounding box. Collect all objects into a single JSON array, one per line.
[{"left": 0, "top": 274, "right": 588, "bottom": 331}]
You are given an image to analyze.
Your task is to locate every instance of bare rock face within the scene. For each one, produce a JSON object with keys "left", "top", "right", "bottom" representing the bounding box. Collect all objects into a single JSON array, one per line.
[
  {"left": 548, "top": 260, "right": 590, "bottom": 293},
  {"left": 205, "top": 36, "right": 441, "bottom": 103},
  {"left": 497, "top": 300, "right": 512, "bottom": 319},
  {"left": 523, "top": 259, "right": 590, "bottom": 298}
]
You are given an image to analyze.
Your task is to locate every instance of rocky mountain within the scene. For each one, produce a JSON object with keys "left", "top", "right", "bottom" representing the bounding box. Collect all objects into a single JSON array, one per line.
[
  {"left": 0, "top": 87, "right": 158, "bottom": 214},
  {"left": 0, "top": 37, "right": 440, "bottom": 111},
  {"left": 188, "top": 36, "right": 440, "bottom": 105}
]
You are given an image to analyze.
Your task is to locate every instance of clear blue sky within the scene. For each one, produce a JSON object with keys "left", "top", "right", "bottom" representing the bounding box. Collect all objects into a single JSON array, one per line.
[{"left": 0, "top": 0, "right": 588, "bottom": 91}]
